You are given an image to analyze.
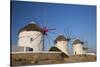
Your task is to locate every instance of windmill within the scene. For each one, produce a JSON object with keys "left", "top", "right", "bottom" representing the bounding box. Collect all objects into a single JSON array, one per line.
[
  {"left": 63, "top": 27, "right": 77, "bottom": 54},
  {"left": 76, "top": 37, "right": 90, "bottom": 50},
  {"left": 63, "top": 27, "right": 90, "bottom": 54},
  {"left": 81, "top": 40, "right": 90, "bottom": 53},
  {"left": 72, "top": 37, "right": 90, "bottom": 55},
  {"left": 18, "top": 21, "right": 56, "bottom": 52},
  {"left": 25, "top": 5, "right": 58, "bottom": 51},
  {"left": 36, "top": 5, "right": 57, "bottom": 50},
  {"left": 38, "top": 24, "right": 56, "bottom": 51}
]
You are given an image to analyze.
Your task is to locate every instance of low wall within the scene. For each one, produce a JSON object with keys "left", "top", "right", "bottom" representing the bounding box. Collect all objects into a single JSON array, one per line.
[
  {"left": 10, "top": 52, "right": 96, "bottom": 66},
  {"left": 11, "top": 52, "right": 63, "bottom": 66},
  {"left": 64, "top": 55, "right": 96, "bottom": 63}
]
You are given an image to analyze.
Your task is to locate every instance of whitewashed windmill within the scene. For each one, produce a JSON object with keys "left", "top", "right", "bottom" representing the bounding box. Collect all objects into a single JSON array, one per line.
[
  {"left": 18, "top": 21, "right": 55, "bottom": 52},
  {"left": 72, "top": 39, "right": 89, "bottom": 55},
  {"left": 72, "top": 39, "right": 84, "bottom": 55},
  {"left": 18, "top": 22, "right": 43, "bottom": 52},
  {"left": 54, "top": 34, "right": 68, "bottom": 54}
]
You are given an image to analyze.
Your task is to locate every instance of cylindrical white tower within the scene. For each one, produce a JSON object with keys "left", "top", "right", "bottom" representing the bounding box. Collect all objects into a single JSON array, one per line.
[
  {"left": 54, "top": 35, "right": 68, "bottom": 54},
  {"left": 18, "top": 22, "right": 43, "bottom": 52},
  {"left": 73, "top": 39, "right": 84, "bottom": 55}
]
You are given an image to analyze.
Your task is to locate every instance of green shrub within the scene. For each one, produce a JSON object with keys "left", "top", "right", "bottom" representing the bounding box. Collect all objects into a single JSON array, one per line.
[{"left": 49, "top": 47, "right": 61, "bottom": 52}]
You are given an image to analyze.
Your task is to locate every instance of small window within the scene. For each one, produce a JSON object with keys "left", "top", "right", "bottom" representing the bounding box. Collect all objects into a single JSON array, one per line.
[
  {"left": 30, "top": 38, "right": 34, "bottom": 42},
  {"left": 75, "top": 51, "right": 76, "bottom": 55},
  {"left": 29, "top": 48, "right": 33, "bottom": 51}
]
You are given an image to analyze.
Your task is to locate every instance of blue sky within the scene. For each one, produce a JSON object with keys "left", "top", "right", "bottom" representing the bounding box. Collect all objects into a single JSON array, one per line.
[{"left": 11, "top": 1, "right": 96, "bottom": 53}]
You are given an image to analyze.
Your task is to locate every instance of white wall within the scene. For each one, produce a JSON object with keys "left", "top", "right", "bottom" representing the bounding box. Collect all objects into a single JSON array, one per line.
[
  {"left": 18, "top": 31, "right": 43, "bottom": 52},
  {"left": 55, "top": 41, "right": 68, "bottom": 54},
  {"left": 73, "top": 44, "right": 84, "bottom": 55}
]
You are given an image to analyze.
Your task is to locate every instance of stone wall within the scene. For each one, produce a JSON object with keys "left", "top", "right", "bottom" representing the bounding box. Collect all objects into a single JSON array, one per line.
[
  {"left": 10, "top": 52, "right": 96, "bottom": 66},
  {"left": 64, "top": 55, "right": 96, "bottom": 63},
  {"left": 11, "top": 52, "right": 63, "bottom": 66}
]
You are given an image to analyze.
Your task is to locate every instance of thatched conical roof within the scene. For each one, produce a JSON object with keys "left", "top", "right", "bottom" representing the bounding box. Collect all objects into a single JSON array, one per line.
[
  {"left": 73, "top": 39, "right": 84, "bottom": 45},
  {"left": 18, "top": 23, "right": 43, "bottom": 34},
  {"left": 54, "top": 35, "right": 67, "bottom": 44}
]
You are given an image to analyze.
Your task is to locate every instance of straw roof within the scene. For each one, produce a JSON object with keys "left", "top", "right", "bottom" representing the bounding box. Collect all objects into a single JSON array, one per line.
[
  {"left": 18, "top": 23, "right": 43, "bottom": 34},
  {"left": 73, "top": 39, "right": 84, "bottom": 45},
  {"left": 54, "top": 35, "right": 67, "bottom": 44}
]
